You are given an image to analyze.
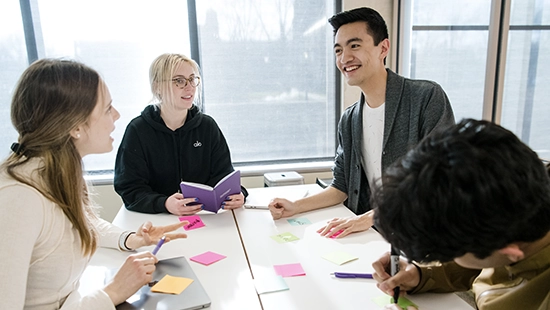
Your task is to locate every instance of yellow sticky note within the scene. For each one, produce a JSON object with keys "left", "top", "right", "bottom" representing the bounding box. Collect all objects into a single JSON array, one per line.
[
  {"left": 151, "top": 275, "right": 194, "bottom": 295},
  {"left": 270, "top": 232, "right": 300, "bottom": 243},
  {"left": 322, "top": 251, "right": 358, "bottom": 265}
]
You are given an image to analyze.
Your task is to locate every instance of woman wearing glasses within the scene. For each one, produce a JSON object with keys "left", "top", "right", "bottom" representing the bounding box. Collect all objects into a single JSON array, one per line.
[{"left": 114, "top": 53, "right": 246, "bottom": 215}]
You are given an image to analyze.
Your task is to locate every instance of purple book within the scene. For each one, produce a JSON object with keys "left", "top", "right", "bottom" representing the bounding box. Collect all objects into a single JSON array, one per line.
[{"left": 179, "top": 170, "right": 241, "bottom": 213}]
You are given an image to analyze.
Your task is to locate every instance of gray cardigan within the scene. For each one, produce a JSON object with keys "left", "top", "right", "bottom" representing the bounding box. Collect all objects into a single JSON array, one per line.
[{"left": 331, "top": 69, "right": 455, "bottom": 215}]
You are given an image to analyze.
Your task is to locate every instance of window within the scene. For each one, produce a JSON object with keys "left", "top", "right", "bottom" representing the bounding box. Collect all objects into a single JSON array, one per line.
[
  {"left": 405, "top": 0, "right": 492, "bottom": 122},
  {"left": 500, "top": 0, "right": 550, "bottom": 159},
  {"left": 404, "top": 0, "right": 550, "bottom": 159},
  {"left": 1, "top": 0, "right": 338, "bottom": 174},
  {"left": 196, "top": 0, "right": 337, "bottom": 164},
  {"left": 0, "top": 1, "right": 27, "bottom": 160}
]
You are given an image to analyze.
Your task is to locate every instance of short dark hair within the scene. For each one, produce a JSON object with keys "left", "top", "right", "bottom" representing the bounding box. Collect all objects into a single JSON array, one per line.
[
  {"left": 328, "top": 7, "right": 389, "bottom": 46},
  {"left": 373, "top": 119, "right": 550, "bottom": 263}
]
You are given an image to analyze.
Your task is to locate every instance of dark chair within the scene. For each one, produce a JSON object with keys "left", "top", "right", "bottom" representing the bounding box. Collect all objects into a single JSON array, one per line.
[{"left": 315, "top": 177, "right": 332, "bottom": 189}]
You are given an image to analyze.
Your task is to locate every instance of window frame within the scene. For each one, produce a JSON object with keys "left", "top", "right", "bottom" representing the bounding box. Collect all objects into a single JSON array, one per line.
[{"left": 15, "top": 0, "right": 341, "bottom": 180}]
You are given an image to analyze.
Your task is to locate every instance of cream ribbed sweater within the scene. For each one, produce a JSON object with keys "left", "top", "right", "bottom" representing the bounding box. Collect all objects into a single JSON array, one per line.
[{"left": 0, "top": 159, "right": 123, "bottom": 310}]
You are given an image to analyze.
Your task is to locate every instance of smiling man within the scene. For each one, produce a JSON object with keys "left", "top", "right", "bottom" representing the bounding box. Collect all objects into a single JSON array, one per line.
[{"left": 269, "top": 7, "right": 455, "bottom": 237}]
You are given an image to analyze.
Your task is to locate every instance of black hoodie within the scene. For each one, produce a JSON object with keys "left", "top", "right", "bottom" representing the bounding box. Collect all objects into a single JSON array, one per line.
[{"left": 114, "top": 104, "right": 239, "bottom": 213}]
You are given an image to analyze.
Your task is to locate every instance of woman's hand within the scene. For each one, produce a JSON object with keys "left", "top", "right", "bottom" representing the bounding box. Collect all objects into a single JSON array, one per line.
[
  {"left": 165, "top": 192, "right": 202, "bottom": 216},
  {"left": 125, "top": 221, "right": 188, "bottom": 250},
  {"left": 103, "top": 251, "right": 158, "bottom": 305},
  {"left": 317, "top": 210, "right": 374, "bottom": 238},
  {"left": 222, "top": 192, "right": 245, "bottom": 210}
]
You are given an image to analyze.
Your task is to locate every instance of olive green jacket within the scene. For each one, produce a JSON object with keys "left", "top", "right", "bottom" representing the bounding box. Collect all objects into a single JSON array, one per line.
[{"left": 411, "top": 244, "right": 550, "bottom": 310}]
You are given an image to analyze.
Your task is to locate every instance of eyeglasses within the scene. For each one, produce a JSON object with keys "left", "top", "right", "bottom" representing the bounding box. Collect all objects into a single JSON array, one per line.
[{"left": 172, "top": 76, "right": 201, "bottom": 88}]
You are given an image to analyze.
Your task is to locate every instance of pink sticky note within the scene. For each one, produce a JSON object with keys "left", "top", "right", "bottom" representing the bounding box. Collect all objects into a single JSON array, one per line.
[
  {"left": 329, "top": 229, "right": 344, "bottom": 239},
  {"left": 190, "top": 251, "right": 226, "bottom": 266},
  {"left": 273, "top": 263, "right": 306, "bottom": 277},
  {"left": 179, "top": 215, "right": 205, "bottom": 231}
]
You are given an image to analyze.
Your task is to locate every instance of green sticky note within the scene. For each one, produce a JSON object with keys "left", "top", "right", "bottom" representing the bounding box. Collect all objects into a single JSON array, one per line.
[
  {"left": 372, "top": 295, "right": 418, "bottom": 308},
  {"left": 254, "top": 275, "right": 289, "bottom": 294},
  {"left": 321, "top": 251, "right": 358, "bottom": 265},
  {"left": 287, "top": 218, "right": 312, "bottom": 226},
  {"left": 270, "top": 232, "right": 300, "bottom": 243}
]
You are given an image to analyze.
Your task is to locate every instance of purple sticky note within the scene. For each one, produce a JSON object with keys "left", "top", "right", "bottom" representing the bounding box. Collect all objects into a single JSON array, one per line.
[
  {"left": 273, "top": 263, "right": 306, "bottom": 277},
  {"left": 179, "top": 215, "right": 205, "bottom": 231},
  {"left": 190, "top": 251, "right": 226, "bottom": 266}
]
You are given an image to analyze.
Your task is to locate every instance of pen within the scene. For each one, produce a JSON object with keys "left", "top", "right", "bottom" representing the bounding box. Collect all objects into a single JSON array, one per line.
[
  {"left": 152, "top": 236, "right": 166, "bottom": 255},
  {"left": 330, "top": 272, "right": 373, "bottom": 279},
  {"left": 390, "top": 245, "right": 400, "bottom": 304}
]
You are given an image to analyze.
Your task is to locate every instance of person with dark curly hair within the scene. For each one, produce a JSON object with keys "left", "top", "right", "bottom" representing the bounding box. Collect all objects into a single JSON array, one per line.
[{"left": 372, "top": 119, "right": 550, "bottom": 310}]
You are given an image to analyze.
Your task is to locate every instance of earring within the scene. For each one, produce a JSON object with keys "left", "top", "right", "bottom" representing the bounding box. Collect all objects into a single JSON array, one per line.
[{"left": 76, "top": 133, "right": 81, "bottom": 139}]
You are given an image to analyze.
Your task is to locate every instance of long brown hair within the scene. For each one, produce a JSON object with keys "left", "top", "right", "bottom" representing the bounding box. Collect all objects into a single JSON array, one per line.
[{"left": 3, "top": 59, "right": 99, "bottom": 255}]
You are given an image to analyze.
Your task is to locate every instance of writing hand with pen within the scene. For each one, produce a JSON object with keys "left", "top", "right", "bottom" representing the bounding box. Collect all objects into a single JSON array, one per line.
[
  {"left": 104, "top": 221, "right": 188, "bottom": 305},
  {"left": 371, "top": 252, "right": 420, "bottom": 310}
]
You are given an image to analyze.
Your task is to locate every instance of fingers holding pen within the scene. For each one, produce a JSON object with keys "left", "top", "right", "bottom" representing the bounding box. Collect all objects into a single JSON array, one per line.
[
  {"left": 372, "top": 252, "right": 421, "bottom": 295},
  {"left": 104, "top": 251, "right": 158, "bottom": 305}
]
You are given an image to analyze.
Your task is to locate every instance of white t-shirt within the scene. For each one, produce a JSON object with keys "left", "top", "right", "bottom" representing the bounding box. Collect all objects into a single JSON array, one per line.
[{"left": 361, "top": 101, "right": 385, "bottom": 189}]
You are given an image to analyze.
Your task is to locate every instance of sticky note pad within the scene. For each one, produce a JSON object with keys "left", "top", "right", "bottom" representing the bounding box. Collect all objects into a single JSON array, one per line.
[
  {"left": 372, "top": 295, "right": 418, "bottom": 308},
  {"left": 270, "top": 232, "right": 299, "bottom": 243},
  {"left": 151, "top": 275, "right": 193, "bottom": 294},
  {"left": 179, "top": 215, "right": 205, "bottom": 230},
  {"left": 190, "top": 251, "right": 226, "bottom": 265},
  {"left": 274, "top": 263, "right": 306, "bottom": 277},
  {"left": 287, "top": 218, "right": 311, "bottom": 226},
  {"left": 322, "top": 251, "right": 358, "bottom": 265},
  {"left": 254, "top": 275, "right": 289, "bottom": 294}
]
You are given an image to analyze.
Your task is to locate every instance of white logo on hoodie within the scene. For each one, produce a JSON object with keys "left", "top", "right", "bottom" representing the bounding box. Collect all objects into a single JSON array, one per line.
[{"left": 193, "top": 141, "right": 202, "bottom": 147}]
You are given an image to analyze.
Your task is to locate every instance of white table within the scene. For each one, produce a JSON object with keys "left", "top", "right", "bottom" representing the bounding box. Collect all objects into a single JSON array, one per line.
[
  {"left": 82, "top": 184, "right": 474, "bottom": 310},
  {"left": 83, "top": 208, "right": 262, "bottom": 310},
  {"left": 235, "top": 184, "right": 474, "bottom": 310}
]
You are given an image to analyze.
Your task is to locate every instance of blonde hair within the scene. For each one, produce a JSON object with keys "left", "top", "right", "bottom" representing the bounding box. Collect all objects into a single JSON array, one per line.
[
  {"left": 3, "top": 59, "right": 99, "bottom": 256},
  {"left": 149, "top": 53, "right": 202, "bottom": 110}
]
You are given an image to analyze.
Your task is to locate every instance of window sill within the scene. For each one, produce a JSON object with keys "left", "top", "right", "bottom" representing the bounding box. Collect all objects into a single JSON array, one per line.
[{"left": 85, "top": 160, "right": 334, "bottom": 186}]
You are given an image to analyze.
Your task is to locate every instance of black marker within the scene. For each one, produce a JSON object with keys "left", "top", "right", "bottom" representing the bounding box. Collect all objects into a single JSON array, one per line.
[{"left": 390, "top": 245, "right": 400, "bottom": 304}]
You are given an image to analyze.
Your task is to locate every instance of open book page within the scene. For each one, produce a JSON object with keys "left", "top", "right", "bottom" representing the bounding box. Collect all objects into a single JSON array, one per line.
[{"left": 180, "top": 170, "right": 241, "bottom": 213}]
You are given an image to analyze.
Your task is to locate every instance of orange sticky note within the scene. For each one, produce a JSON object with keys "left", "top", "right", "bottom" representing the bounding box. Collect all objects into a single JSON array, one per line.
[{"left": 151, "top": 275, "right": 194, "bottom": 295}]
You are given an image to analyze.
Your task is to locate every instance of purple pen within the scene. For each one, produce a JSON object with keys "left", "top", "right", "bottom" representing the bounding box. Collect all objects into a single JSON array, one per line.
[
  {"left": 152, "top": 236, "right": 166, "bottom": 255},
  {"left": 330, "top": 272, "right": 373, "bottom": 279}
]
